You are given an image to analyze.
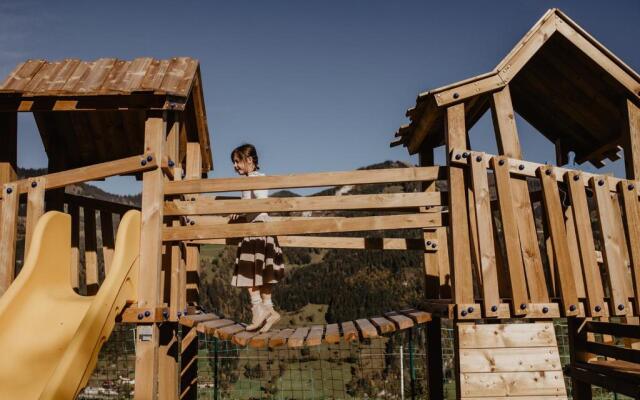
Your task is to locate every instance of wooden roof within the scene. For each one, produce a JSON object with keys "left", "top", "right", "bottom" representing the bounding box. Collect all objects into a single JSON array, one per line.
[
  {"left": 394, "top": 9, "right": 640, "bottom": 167},
  {"left": 0, "top": 57, "right": 212, "bottom": 172}
]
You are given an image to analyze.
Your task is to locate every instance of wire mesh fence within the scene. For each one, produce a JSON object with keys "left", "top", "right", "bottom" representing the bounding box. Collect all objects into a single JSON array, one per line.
[{"left": 78, "top": 320, "right": 631, "bottom": 399}]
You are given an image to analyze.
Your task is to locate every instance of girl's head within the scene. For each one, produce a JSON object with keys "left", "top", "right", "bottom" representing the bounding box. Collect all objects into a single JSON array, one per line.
[{"left": 231, "top": 143, "right": 259, "bottom": 175}]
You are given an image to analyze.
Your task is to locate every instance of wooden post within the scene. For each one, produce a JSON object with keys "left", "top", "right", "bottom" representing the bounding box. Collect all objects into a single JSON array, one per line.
[
  {"left": 425, "top": 317, "right": 443, "bottom": 400},
  {"left": 135, "top": 111, "right": 167, "bottom": 400},
  {"left": 624, "top": 99, "right": 640, "bottom": 180},
  {"left": 100, "top": 211, "right": 115, "bottom": 274},
  {"left": 180, "top": 142, "right": 203, "bottom": 399},
  {"left": 25, "top": 177, "right": 46, "bottom": 256},
  {"left": 69, "top": 201, "right": 81, "bottom": 292},
  {"left": 419, "top": 148, "right": 440, "bottom": 297},
  {"left": 567, "top": 318, "right": 592, "bottom": 400},
  {"left": 444, "top": 103, "right": 475, "bottom": 311},
  {"left": 84, "top": 207, "right": 99, "bottom": 295}
]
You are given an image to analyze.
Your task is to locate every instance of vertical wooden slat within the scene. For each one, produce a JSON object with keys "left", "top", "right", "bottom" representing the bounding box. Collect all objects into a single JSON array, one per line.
[
  {"left": 566, "top": 172, "right": 606, "bottom": 317},
  {"left": 135, "top": 112, "right": 167, "bottom": 400},
  {"left": 618, "top": 181, "right": 640, "bottom": 314},
  {"left": 490, "top": 86, "right": 522, "bottom": 159},
  {"left": 469, "top": 153, "right": 500, "bottom": 317},
  {"left": 100, "top": 211, "right": 115, "bottom": 275},
  {"left": 184, "top": 142, "right": 202, "bottom": 305},
  {"left": 538, "top": 166, "right": 579, "bottom": 316},
  {"left": 564, "top": 203, "right": 587, "bottom": 299},
  {"left": 84, "top": 207, "right": 99, "bottom": 295},
  {"left": 0, "top": 183, "right": 19, "bottom": 295},
  {"left": 624, "top": 99, "right": 640, "bottom": 180},
  {"left": 69, "top": 201, "right": 81, "bottom": 292},
  {"left": 591, "top": 177, "right": 630, "bottom": 316},
  {"left": 491, "top": 156, "right": 529, "bottom": 314},
  {"left": 419, "top": 148, "right": 440, "bottom": 298},
  {"left": 445, "top": 104, "right": 474, "bottom": 308},
  {"left": 25, "top": 177, "right": 46, "bottom": 255},
  {"left": 610, "top": 192, "right": 635, "bottom": 299}
]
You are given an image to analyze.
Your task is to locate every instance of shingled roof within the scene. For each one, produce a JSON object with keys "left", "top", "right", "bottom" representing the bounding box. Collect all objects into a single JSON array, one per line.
[
  {"left": 394, "top": 9, "right": 640, "bottom": 168},
  {"left": 0, "top": 57, "right": 212, "bottom": 172}
]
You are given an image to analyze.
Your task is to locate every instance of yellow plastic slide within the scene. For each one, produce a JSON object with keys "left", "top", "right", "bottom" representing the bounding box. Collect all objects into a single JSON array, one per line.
[{"left": 0, "top": 210, "right": 140, "bottom": 399}]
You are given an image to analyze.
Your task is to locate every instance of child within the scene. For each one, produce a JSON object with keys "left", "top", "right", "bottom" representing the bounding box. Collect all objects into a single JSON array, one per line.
[{"left": 229, "top": 144, "right": 284, "bottom": 332}]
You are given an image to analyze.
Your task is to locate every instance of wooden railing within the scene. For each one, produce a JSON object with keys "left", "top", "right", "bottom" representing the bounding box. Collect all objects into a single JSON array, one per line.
[
  {"left": 162, "top": 166, "right": 445, "bottom": 248},
  {"left": 446, "top": 149, "right": 640, "bottom": 320}
]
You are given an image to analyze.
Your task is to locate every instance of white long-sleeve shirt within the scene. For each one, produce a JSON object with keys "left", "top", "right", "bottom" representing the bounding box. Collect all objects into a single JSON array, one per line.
[{"left": 241, "top": 171, "right": 269, "bottom": 222}]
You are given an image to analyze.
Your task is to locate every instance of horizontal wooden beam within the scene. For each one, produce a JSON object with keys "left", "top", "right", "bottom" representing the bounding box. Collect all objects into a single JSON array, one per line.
[
  {"left": 450, "top": 148, "right": 629, "bottom": 192},
  {"left": 0, "top": 94, "right": 186, "bottom": 112},
  {"left": 583, "top": 321, "right": 640, "bottom": 339},
  {"left": 165, "top": 192, "right": 441, "bottom": 216},
  {"left": 63, "top": 193, "right": 140, "bottom": 215},
  {"left": 191, "top": 235, "right": 435, "bottom": 251},
  {"left": 164, "top": 166, "right": 443, "bottom": 195},
  {"left": 0, "top": 153, "right": 157, "bottom": 199},
  {"left": 163, "top": 213, "right": 442, "bottom": 241}
]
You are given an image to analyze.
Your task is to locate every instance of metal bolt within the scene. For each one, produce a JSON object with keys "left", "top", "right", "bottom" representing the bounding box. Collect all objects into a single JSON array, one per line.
[
  {"left": 184, "top": 308, "right": 188, "bottom": 315},
  {"left": 491, "top": 305, "right": 498, "bottom": 312},
  {"left": 426, "top": 241, "right": 432, "bottom": 246},
  {"left": 629, "top": 184, "right": 635, "bottom": 191},
  {"left": 520, "top": 303, "right": 527, "bottom": 310},
  {"left": 137, "top": 313, "right": 143, "bottom": 320},
  {"left": 498, "top": 159, "right": 505, "bottom": 166},
  {"left": 467, "top": 307, "right": 474, "bottom": 313},
  {"left": 455, "top": 154, "right": 461, "bottom": 160},
  {"left": 141, "top": 159, "right": 147, "bottom": 166},
  {"left": 168, "top": 159, "right": 175, "bottom": 167},
  {"left": 431, "top": 243, "right": 436, "bottom": 249},
  {"left": 177, "top": 311, "right": 182, "bottom": 317},
  {"left": 453, "top": 92, "right": 460, "bottom": 99},
  {"left": 147, "top": 155, "right": 153, "bottom": 162},
  {"left": 594, "top": 305, "right": 601, "bottom": 312},
  {"left": 460, "top": 310, "right": 467, "bottom": 317},
  {"left": 190, "top": 220, "right": 195, "bottom": 225},
  {"left": 518, "top": 164, "right": 524, "bottom": 171},
  {"left": 545, "top": 169, "right": 551, "bottom": 176},
  {"left": 569, "top": 304, "right": 577, "bottom": 312},
  {"left": 462, "top": 152, "right": 469, "bottom": 159},
  {"left": 6, "top": 187, "right": 12, "bottom": 194},
  {"left": 31, "top": 181, "right": 37, "bottom": 188},
  {"left": 618, "top": 304, "right": 625, "bottom": 311},
  {"left": 475, "top": 156, "right": 482, "bottom": 162},
  {"left": 144, "top": 310, "right": 151, "bottom": 317},
  {"left": 598, "top": 179, "right": 604, "bottom": 186},
  {"left": 542, "top": 307, "right": 549, "bottom": 314},
  {"left": 162, "top": 311, "right": 169, "bottom": 319},
  {"left": 573, "top": 175, "right": 580, "bottom": 181}
]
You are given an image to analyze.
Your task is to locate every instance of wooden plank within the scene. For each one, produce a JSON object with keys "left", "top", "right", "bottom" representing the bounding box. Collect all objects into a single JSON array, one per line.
[
  {"left": 625, "top": 100, "right": 640, "bottom": 179},
  {"left": 564, "top": 203, "right": 587, "bottom": 299},
  {"left": 83, "top": 207, "right": 99, "bottom": 295},
  {"left": 24, "top": 177, "right": 46, "bottom": 255},
  {"left": 134, "top": 113, "right": 166, "bottom": 400},
  {"left": 165, "top": 191, "right": 441, "bottom": 216},
  {"left": 253, "top": 236, "right": 427, "bottom": 251},
  {"left": 491, "top": 157, "right": 529, "bottom": 313},
  {"left": 232, "top": 330, "right": 260, "bottom": 347},
  {"left": 268, "top": 328, "right": 295, "bottom": 348},
  {"left": 323, "top": 324, "right": 340, "bottom": 344},
  {"left": 566, "top": 173, "right": 605, "bottom": 316},
  {"left": 469, "top": 153, "right": 500, "bottom": 317},
  {"left": 163, "top": 213, "right": 441, "bottom": 241},
  {"left": 584, "top": 341, "right": 640, "bottom": 364},
  {"left": 399, "top": 309, "right": 432, "bottom": 324},
  {"left": 458, "top": 323, "right": 557, "bottom": 349},
  {"left": 445, "top": 104, "right": 474, "bottom": 306},
  {"left": 460, "top": 371, "right": 566, "bottom": 397},
  {"left": 610, "top": 191, "right": 635, "bottom": 300},
  {"left": 169, "top": 218, "right": 182, "bottom": 318},
  {"left": 340, "top": 321, "right": 358, "bottom": 342},
  {"left": 538, "top": 166, "right": 579, "bottom": 316},
  {"left": 459, "top": 347, "right": 561, "bottom": 373},
  {"left": 0, "top": 183, "right": 19, "bottom": 294},
  {"left": 100, "top": 211, "right": 115, "bottom": 275},
  {"left": 197, "top": 319, "right": 235, "bottom": 335},
  {"left": 370, "top": 317, "right": 396, "bottom": 335},
  {"left": 216, "top": 324, "right": 245, "bottom": 341},
  {"left": 164, "top": 166, "right": 442, "bottom": 195},
  {"left": 591, "top": 177, "right": 631, "bottom": 316},
  {"left": 305, "top": 325, "right": 324, "bottom": 347},
  {"left": 184, "top": 143, "right": 202, "bottom": 307},
  {"left": 355, "top": 319, "right": 378, "bottom": 339},
  {"left": 248, "top": 330, "right": 278, "bottom": 348},
  {"left": 287, "top": 327, "right": 311, "bottom": 348},
  {"left": 0, "top": 59, "right": 46, "bottom": 91},
  {"left": 619, "top": 181, "right": 640, "bottom": 314},
  {"left": 383, "top": 311, "right": 414, "bottom": 330},
  {"left": 419, "top": 149, "right": 440, "bottom": 298},
  {"left": 585, "top": 321, "right": 640, "bottom": 339},
  {"left": 179, "top": 313, "right": 218, "bottom": 328}
]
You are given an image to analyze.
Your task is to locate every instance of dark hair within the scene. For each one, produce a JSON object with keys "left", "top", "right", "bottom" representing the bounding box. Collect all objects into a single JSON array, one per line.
[{"left": 230, "top": 143, "right": 259, "bottom": 170}]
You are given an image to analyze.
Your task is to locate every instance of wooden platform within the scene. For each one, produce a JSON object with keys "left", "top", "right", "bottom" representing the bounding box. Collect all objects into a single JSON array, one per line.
[
  {"left": 457, "top": 322, "right": 568, "bottom": 399},
  {"left": 179, "top": 309, "right": 431, "bottom": 348}
]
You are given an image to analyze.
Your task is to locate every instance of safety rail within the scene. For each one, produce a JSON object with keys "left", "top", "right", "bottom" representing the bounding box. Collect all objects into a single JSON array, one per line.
[
  {"left": 161, "top": 166, "right": 444, "bottom": 244},
  {"left": 443, "top": 149, "right": 640, "bottom": 321}
]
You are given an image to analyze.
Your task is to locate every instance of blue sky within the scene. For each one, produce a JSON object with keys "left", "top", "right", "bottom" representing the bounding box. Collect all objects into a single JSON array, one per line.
[{"left": 1, "top": 1, "right": 639, "bottom": 194}]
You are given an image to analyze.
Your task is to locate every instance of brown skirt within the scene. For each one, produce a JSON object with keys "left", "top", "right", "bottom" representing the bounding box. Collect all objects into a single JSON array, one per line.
[{"left": 231, "top": 235, "right": 285, "bottom": 287}]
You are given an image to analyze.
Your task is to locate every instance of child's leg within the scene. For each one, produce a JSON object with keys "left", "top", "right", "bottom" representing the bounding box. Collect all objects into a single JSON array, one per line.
[
  {"left": 259, "top": 284, "right": 281, "bottom": 333},
  {"left": 246, "top": 286, "right": 267, "bottom": 331}
]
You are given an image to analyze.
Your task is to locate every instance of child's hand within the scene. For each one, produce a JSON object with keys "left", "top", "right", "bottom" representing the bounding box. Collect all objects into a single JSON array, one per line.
[{"left": 229, "top": 214, "right": 239, "bottom": 222}]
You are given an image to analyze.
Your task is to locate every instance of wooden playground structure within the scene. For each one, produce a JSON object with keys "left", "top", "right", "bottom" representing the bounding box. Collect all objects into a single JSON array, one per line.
[{"left": 0, "top": 7, "right": 638, "bottom": 399}]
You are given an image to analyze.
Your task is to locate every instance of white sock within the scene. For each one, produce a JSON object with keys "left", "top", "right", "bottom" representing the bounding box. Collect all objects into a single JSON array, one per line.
[
  {"left": 250, "top": 292, "right": 261, "bottom": 306},
  {"left": 262, "top": 297, "right": 273, "bottom": 307}
]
